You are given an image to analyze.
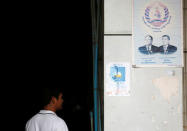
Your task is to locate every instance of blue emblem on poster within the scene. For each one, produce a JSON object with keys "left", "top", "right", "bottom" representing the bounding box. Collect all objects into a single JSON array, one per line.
[{"left": 110, "top": 66, "right": 125, "bottom": 82}]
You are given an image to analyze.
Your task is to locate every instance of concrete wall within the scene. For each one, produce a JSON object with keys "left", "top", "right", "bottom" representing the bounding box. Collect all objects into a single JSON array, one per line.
[
  {"left": 104, "top": 0, "right": 132, "bottom": 34},
  {"left": 184, "top": 0, "right": 187, "bottom": 130},
  {"left": 104, "top": 0, "right": 185, "bottom": 130}
]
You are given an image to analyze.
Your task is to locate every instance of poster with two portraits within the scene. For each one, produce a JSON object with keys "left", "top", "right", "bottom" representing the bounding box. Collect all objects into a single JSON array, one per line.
[{"left": 133, "top": 0, "right": 184, "bottom": 67}]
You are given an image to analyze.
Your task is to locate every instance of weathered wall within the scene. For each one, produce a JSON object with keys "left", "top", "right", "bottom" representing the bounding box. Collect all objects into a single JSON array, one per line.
[{"left": 104, "top": 0, "right": 185, "bottom": 130}]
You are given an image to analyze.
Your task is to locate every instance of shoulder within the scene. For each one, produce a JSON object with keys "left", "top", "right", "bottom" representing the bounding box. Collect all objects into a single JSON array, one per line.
[
  {"left": 54, "top": 116, "right": 68, "bottom": 127},
  {"left": 158, "top": 46, "right": 164, "bottom": 50},
  {"left": 139, "top": 45, "right": 146, "bottom": 51},
  {"left": 53, "top": 116, "right": 68, "bottom": 131},
  {"left": 25, "top": 114, "right": 40, "bottom": 128},
  {"left": 139, "top": 45, "right": 146, "bottom": 49},
  {"left": 26, "top": 114, "right": 39, "bottom": 123},
  {"left": 152, "top": 45, "right": 158, "bottom": 48},
  {"left": 168, "top": 44, "right": 177, "bottom": 49}
]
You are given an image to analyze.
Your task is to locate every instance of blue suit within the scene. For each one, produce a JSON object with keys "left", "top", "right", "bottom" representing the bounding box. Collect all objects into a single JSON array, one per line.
[
  {"left": 139, "top": 45, "right": 159, "bottom": 55},
  {"left": 158, "top": 44, "right": 177, "bottom": 54}
]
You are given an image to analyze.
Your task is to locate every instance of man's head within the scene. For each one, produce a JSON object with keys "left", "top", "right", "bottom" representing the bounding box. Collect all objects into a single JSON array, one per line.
[
  {"left": 42, "top": 88, "right": 64, "bottom": 111},
  {"left": 162, "top": 35, "right": 170, "bottom": 45},
  {"left": 145, "top": 35, "right": 153, "bottom": 45}
]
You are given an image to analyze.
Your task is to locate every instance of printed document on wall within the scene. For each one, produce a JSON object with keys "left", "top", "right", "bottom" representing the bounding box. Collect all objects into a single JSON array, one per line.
[
  {"left": 133, "top": 0, "right": 183, "bottom": 67},
  {"left": 106, "top": 63, "right": 130, "bottom": 96}
]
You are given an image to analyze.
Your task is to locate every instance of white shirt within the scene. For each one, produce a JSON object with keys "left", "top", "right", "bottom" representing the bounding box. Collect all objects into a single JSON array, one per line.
[
  {"left": 146, "top": 45, "right": 152, "bottom": 54},
  {"left": 163, "top": 44, "right": 168, "bottom": 53},
  {"left": 26, "top": 110, "right": 68, "bottom": 131},
  {"left": 146, "top": 45, "right": 152, "bottom": 51}
]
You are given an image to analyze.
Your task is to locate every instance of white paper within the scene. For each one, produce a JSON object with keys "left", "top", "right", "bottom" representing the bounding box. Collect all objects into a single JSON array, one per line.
[
  {"left": 133, "top": 0, "right": 183, "bottom": 67},
  {"left": 106, "top": 63, "right": 130, "bottom": 96}
]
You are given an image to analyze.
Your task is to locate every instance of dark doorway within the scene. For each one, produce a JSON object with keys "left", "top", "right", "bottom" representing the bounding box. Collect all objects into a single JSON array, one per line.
[{"left": 7, "top": 1, "right": 93, "bottom": 131}]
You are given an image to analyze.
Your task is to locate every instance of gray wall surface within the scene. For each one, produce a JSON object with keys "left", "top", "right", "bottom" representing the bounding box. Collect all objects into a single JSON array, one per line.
[{"left": 104, "top": 0, "right": 185, "bottom": 130}]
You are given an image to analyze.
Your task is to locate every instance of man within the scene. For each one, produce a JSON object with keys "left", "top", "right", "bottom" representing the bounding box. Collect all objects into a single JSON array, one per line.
[
  {"left": 25, "top": 88, "right": 68, "bottom": 131},
  {"left": 139, "top": 35, "right": 159, "bottom": 55},
  {"left": 158, "top": 35, "right": 177, "bottom": 54}
]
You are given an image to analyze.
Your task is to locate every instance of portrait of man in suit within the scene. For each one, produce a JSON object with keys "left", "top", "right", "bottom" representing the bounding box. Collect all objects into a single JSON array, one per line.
[
  {"left": 138, "top": 35, "right": 159, "bottom": 55},
  {"left": 158, "top": 35, "right": 177, "bottom": 54}
]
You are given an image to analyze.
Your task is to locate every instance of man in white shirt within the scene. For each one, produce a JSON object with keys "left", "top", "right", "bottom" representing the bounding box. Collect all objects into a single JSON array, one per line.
[{"left": 26, "top": 88, "right": 68, "bottom": 131}]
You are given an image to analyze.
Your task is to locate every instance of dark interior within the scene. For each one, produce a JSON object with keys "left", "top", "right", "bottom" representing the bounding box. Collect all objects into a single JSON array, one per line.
[{"left": 8, "top": 1, "right": 93, "bottom": 131}]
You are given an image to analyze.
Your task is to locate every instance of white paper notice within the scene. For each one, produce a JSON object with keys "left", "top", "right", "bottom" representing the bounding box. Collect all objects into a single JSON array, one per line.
[{"left": 106, "top": 63, "right": 130, "bottom": 96}]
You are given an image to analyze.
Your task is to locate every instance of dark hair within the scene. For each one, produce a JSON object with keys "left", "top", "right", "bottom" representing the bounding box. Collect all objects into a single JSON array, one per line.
[
  {"left": 162, "top": 35, "right": 170, "bottom": 40},
  {"left": 145, "top": 35, "right": 153, "bottom": 41},
  {"left": 41, "top": 88, "right": 62, "bottom": 107}
]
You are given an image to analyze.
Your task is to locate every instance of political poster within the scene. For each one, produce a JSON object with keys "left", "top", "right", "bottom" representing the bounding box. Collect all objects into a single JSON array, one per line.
[{"left": 133, "top": 0, "right": 183, "bottom": 67}]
